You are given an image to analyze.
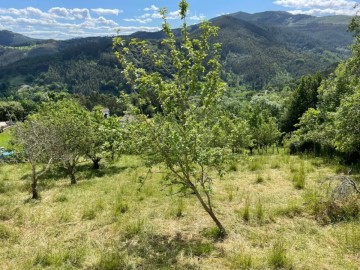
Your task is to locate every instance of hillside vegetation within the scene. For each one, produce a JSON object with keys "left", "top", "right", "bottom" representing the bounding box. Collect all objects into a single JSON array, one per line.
[{"left": 0, "top": 11, "right": 353, "bottom": 96}]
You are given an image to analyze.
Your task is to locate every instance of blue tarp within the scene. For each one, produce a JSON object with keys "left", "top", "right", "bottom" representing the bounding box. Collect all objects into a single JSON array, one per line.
[{"left": 0, "top": 148, "right": 13, "bottom": 159}]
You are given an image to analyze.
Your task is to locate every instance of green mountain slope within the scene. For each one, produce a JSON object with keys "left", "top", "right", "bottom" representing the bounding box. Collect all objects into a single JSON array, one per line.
[
  {"left": 0, "top": 30, "right": 45, "bottom": 46},
  {"left": 0, "top": 11, "right": 354, "bottom": 93}
]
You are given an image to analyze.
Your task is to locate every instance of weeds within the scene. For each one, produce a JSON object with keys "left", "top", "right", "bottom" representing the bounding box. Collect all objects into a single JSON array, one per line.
[
  {"left": 174, "top": 199, "right": 184, "bottom": 218},
  {"left": 33, "top": 247, "right": 85, "bottom": 269},
  {"left": 114, "top": 199, "right": 129, "bottom": 216},
  {"left": 248, "top": 158, "right": 263, "bottom": 171},
  {"left": 201, "top": 227, "right": 225, "bottom": 241},
  {"left": 292, "top": 161, "right": 306, "bottom": 189},
  {"left": 228, "top": 163, "right": 238, "bottom": 172},
  {"left": 82, "top": 206, "right": 97, "bottom": 220},
  {"left": 276, "top": 201, "right": 303, "bottom": 218},
  {"left": 256, "top": 174, "right": 264, "bottom": 184},
  {"left": 97, "top": 250, "right": 128, "bottom": 270},
  {"left": 268, "top": 241, "right": 291, "bottom": 269},
  {"left": 0, "top": 224, "right": 16, "bottom": 240},
  {"left": 53, "top": 194, "right": 68, "bottom": 203},
  {"left": 256, "top": 199, "right": 264, "bottom": 224},
  {"left": 242, "top": 196, "right": 251, "bottom": 223},
  {"left": 229, "top": 253, "right": 253, "bottom": 269},
  {"left": 344, "top": 223, "right": 360, "bottom": 252}
]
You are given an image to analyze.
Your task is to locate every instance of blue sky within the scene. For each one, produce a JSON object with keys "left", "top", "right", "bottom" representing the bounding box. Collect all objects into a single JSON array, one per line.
[{"left": 0, "top": 0, "right": 358, "bottom": 39}]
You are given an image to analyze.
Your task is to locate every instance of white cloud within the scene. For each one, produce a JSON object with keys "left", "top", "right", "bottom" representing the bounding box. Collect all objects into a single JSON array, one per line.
[
  {"left": 91, "top": 8, "right": 123, "bottom": 16},
  {"left": 0, "top": 7, "right": 50, "bottom": 18},
  {"left": 216, "top": 12, "right": 230, "bottom": 17},
  {"left": 124, "top": 18, "right": 152, "bottom": 24},
  {"left": 274, "top": 0, "right": 356, "bottom": 8},
  {"left": 274, "top": 0, "right": 358, "bottom": 16},
  {"left": 117, "top": 26, "right": 161, "bottom": 35},
  {"left": 144, "top": 5, "right": 159, "bottom": 12},
  {"left": 93, "top": 16, "right": 118, "bottom": 27},
  {"left": 71, "top": 8, "right": 91, "bottom": 19},
  {"left": 48, "top": 7, "right": 70, "bottom": 18},
  {"left": 167, "top": 10, "right": 181, "bottom": 19},
  {"left": 289, "top": 8, "right": 357, "bottom": 16},
  {"left": 189, "top": 14, "right": 206, "bottom": 21}
]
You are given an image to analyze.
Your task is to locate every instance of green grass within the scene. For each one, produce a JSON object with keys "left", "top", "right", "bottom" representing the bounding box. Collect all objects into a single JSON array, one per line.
[
  {"left": 0, "top": 154, "right": 359, "bottom": 269},
  {"left": 0, "top": 129, "right": 11, "bottom": 148}
]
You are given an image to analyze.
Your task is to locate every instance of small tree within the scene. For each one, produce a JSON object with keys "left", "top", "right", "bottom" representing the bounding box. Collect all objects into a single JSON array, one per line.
[
  {"left": 37, "top": 99, "right": 93, "bottom": 184},
  {"left": 12, "top": 119, "right": 57, "bottom": 199},
  {"left": 114, "top": 0, "right": 229, "bottom": 236}
]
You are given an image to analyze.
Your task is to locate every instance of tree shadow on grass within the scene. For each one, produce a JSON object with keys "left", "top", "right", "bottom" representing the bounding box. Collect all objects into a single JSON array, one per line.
[
  {"left": 96, "top": 233, "right": 216, "bottom": 270},
  {"left": 75, "top": 163, "right": 140, "bottom": 181},
  {"left": 20, "top": 163, "right": 141, "bottom": 183}
]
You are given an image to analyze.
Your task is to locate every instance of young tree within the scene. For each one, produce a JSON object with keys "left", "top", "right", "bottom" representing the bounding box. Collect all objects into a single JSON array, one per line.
[
  {"left": 12, "top": 119, "right": 57, "bottom": 199},
  {"left": 114, "top": 0, "right": 229, "bottom": 236},
  {"left": 37, "top": 99, "right": 93, "bottom": 184}
]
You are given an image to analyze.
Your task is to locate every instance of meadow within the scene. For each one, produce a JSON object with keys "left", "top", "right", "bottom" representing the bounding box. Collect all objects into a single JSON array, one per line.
[{"left": 1, "top": 152, "right": 359, "bottom": 269}]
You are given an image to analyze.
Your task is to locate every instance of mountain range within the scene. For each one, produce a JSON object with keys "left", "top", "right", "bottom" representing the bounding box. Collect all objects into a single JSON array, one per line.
[{"left": 0, "top": 11, "right": 354, "bottom": 93}]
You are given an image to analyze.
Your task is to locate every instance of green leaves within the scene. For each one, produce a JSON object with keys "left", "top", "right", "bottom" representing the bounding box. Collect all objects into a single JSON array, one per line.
[
  {"left": 334, "top": 87, "right": 360, "bottom": 153},
  {"left": 113, "top": 0, "right": 228, "bottom": 234}
]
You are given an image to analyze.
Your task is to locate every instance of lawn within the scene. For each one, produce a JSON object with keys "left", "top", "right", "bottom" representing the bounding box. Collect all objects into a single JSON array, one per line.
[{"left": 0, "top": 153, "right": 359, "bottom": 269}]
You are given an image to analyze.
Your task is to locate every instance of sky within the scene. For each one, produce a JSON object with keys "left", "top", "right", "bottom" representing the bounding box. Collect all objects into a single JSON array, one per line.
[{"left": 0, "top": 0, "right": 358, "bottom": 40}]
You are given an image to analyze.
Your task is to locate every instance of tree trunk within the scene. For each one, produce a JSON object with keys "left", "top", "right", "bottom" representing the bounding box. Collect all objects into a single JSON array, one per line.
[
  {"left": 31, "top": 164, "right": 39, "bottom": 199},
  {"left": 92, "top": 158, "right": 101, "bottom": 170},
  {"left": 65, "top": 160, "right": 77, "bottom": 184},
  {"left": 70, "top": 171, "right": 77, "bottom": 184},
  {"left": 190, "top": 183, "right": 227, "bottom": 238}
]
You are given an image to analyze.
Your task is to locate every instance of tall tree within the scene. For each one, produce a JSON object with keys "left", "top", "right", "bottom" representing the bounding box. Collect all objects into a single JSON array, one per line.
[{"left": 281, "top": 73, "right": 322, "bottom": 133}]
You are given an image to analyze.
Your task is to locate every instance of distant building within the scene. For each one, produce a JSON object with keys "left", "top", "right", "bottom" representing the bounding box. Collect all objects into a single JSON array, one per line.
[{"left": 102, "top": 108, "right": 110, "bottom": 119}]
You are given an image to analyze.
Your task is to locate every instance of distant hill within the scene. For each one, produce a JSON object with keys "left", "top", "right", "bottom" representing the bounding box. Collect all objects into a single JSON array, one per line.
[
  {"left": 0, "top": 30, "right": 46, "bottom": 46},
  {"left": 0, "top": 11, "right": 355, "bottom": 93},
  {"left": 229, "top": 11, "right": 352, "bottom": 52}
]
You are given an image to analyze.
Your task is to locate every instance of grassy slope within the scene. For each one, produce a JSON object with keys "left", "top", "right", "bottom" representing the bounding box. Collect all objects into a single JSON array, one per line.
[
  {"left": 0, "top": 153, "right": 359, "bottom": 269},
  {"left": 0, "top": 129, "right": 11, "bottom": 148}
]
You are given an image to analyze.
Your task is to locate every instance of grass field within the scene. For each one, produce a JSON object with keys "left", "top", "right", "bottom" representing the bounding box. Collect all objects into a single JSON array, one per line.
[
  {"left": 0, "top": 152, "right": 360, "bottom": 269},
  {"left": 0, "top": 129, "right": 11, "bottom": 148}
]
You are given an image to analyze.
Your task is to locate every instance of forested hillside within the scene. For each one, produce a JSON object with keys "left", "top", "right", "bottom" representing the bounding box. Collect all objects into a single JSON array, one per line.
[{"left": 0, "top": 11, "right": 353, "bottom": 98}]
